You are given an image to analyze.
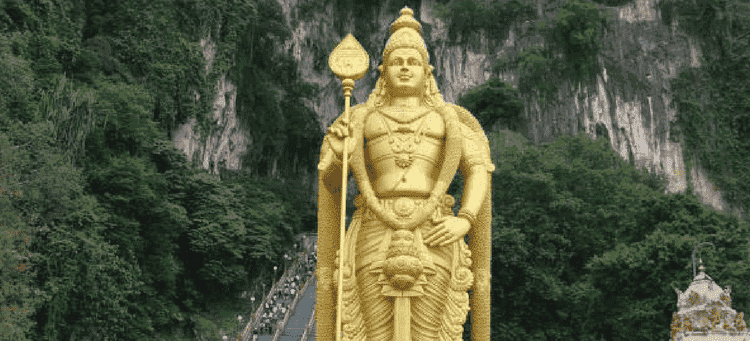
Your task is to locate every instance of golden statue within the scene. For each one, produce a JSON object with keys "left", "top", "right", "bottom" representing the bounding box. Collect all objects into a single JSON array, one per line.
[{"left": 317, "top": 7, "right": 494, "bottom": 341}]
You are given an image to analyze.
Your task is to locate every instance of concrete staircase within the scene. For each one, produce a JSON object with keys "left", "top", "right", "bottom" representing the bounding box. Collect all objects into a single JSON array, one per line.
[
  {"left": 241, "top": 233, "right": 317, "bottom": 341},
  {"left": 277, "top": 277, "right": 316, "bottom": 341}
]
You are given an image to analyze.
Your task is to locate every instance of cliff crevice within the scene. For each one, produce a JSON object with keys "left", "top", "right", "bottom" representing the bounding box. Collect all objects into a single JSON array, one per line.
[{"left": 171, "top": 0, "right": 734, "bottom": 215}]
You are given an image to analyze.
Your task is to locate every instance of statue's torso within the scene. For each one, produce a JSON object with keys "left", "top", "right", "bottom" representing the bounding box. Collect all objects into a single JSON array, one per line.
[{"left": 363, "top": 106, "right": 445, "bottom": 197}]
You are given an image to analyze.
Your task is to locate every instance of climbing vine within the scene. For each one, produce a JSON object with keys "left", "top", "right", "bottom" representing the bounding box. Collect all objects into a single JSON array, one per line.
[
  {"left": 665, "top": 0, "right": 750, "bottom": 214},
  {"left": 494, "top": 0, "right": 613, "bottom": 104},
  {"left": 433, "top": 0, "right": 536, "bottom": 50}
]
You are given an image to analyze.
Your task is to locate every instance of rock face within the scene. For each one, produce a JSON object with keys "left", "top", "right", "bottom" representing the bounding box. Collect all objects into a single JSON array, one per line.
[
  {"left": 509, "top": 0, "right": 711, "bottom": 202},
  {"left": 172, "top": 0, "right": 738, "bottom": 215},
  {"left": 172, "top": 37, "right": 250, "bottom": 177}
]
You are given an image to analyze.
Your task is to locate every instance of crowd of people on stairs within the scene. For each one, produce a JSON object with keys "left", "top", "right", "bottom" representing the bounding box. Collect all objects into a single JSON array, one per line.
[{"left": 251, "top": 245, "right": 317, "bottom": 336}]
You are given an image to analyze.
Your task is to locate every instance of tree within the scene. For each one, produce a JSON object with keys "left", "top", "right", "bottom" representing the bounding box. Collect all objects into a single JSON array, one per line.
[
  {"left": 0, "top": 132, "right": 42, "bottom": 341},
  {"left": 457, "top": 77, "right": 525, "bottom": 131},
  {"left": 490, "top": 0, "right": 614, "bottom": 105},
  {"left": 486, "top": 131, "right": 749, "bottom": 341},
  {"left": 665, "top": 0, "right": 750, "bottom": 213},
  {"left": 586, "top": 215, "right": 750, "bottom": 340}
]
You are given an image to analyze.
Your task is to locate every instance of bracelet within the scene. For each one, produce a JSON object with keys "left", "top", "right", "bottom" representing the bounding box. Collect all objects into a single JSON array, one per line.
[{"left": 457, "top": 210, "right": 477, "bottom": 226}]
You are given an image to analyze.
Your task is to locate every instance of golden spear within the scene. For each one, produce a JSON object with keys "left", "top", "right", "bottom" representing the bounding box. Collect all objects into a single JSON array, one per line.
[{"left": 327, "top": 34, "right": 369, "bottom": 341}]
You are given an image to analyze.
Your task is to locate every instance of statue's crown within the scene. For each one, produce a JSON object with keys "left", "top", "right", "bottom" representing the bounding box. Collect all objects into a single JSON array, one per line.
[
  {"left": 390, "top": 7, "right": 422, "bottom": 35},
  {"left": 383, "top": 7, "right": 429, "bottom": 63}
]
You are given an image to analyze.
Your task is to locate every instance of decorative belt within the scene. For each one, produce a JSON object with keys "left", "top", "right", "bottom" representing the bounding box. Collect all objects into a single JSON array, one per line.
[
  {"left": 375, "top": 194, "right": 455, "bottom": 222},
  {"left": 379, "top": 196, "right": 428, "bottom": 221},
  {"left": 355, "top": 194, "right": 455, "bottom": 267}
]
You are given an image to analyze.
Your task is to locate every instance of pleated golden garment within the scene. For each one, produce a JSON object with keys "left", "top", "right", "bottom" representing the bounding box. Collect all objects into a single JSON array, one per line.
[{"left": 354, "top": 197, "right": 454, "bottom": 340}]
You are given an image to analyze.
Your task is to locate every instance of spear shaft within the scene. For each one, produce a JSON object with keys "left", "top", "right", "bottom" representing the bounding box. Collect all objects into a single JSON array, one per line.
[
  {"left": 327, "top": 33, "right": 369, "bottom": 341},
  {"left": 336, "top": 78, "right": 354, "bottom": 341}
]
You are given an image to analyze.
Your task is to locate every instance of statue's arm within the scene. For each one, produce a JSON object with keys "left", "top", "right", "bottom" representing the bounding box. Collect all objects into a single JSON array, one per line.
[
  {"left": 457, "top": 123, "right": 496, "bottom": 225},
  {"left": 318, "top": 134, "right": 344, "bottom": 176},
  {"left": 317, "top": 113, "right": 355, "bottom": 176}
]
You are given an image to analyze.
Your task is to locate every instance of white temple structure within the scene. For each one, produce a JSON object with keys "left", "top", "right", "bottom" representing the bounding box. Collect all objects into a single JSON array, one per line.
[{"left": 670, "top": 259, "right": 750, "bottom": 341}]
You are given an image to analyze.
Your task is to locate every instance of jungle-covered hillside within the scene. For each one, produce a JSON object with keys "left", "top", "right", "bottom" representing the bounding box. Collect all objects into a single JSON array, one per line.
[{"left": 1, "top": 0, "right": 748, "bottom": 340}]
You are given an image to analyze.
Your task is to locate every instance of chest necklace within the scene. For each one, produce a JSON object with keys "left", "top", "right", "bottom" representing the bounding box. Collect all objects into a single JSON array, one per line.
[{"left": 378, "top": 112, "right": 428, "bottom": 169}]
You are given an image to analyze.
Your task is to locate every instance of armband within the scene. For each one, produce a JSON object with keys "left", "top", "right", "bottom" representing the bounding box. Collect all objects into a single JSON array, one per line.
[
  {"left": 457, "top": 210, "right": 477, "bottom": 227},
  {"left": 461, "top": 124, "right": 494, "bottom": 171}
]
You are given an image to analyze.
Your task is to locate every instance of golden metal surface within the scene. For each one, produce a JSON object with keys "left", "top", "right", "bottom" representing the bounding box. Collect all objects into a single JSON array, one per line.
[
  {"left": 328, "top": 31, "right": 369, "bottom": 341},
  {"left": 329, "top": 34, "right": 369, "bottom": 82},
  {"left": 318, "top": 6, "right": 494, "bottom": 340}
]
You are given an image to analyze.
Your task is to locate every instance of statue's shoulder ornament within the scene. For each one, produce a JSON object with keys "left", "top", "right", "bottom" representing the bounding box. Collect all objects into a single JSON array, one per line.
[{"left": 448, "top": 104, "right": 496, "bottom": 173}]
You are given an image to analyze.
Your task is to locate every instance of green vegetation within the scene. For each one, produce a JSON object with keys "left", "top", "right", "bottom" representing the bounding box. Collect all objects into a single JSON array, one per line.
[
  {"left": 0, "top": 135, "right": 43, "bottom": 341},
  {"left": 1, "top": 0, "right": 748, "bottom": 340},
  {"left": 498, "top": 0, "right": 613, "bottom": 104},
  {"left": 437, "top": 6, "right": 750, "bottom": 338},
  {"left": 546, "top": 0, "right": 612, "bottom": 85},
  {"left": 475, "top": 130, "right": 750, "bottom": 341},
  {"left": 0, "top": 0, "right": 318, "bottom": 339},
  {"left": 434, "top": 0, "right": 536, "bottom": 49},
  {"left": 457, "top": 77, "right": 526, "bottom": 131},
  {"left": 663, "top": 0, "right": 750, "bottom": 214},
  {"left": 439, "top": 0, "right": 749, "bottom": 216},
  {"left": 433, "top": 0, "right": 614, "bottom": 104}
]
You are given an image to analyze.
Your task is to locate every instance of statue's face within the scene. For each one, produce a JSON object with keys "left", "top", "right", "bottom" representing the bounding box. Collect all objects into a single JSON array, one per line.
[{"left": 385, "top": 48, "right": 426, "bottom": 97}]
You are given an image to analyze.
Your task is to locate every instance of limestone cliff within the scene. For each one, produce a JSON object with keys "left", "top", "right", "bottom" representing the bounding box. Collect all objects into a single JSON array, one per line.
[
  {"left": 171, "top": 0, "right": 738, "bottom": 216},
  {"left": 172, "top": 36, "right": 250, "bottom": 177}
]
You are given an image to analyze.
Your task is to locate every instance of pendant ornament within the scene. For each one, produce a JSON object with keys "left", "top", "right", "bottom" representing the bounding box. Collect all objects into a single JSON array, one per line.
[
  {"left": 393, "top": 197, "right": 416, "bottom": 218},
  {"left": 380, "top": 114, "right": 427, "bottom": 169}
]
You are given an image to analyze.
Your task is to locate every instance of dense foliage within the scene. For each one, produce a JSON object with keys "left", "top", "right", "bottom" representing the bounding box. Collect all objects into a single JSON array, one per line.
[
  {"left": 1, "top": 0, "right": 748, "bottom": 340},
  {"left": 0, "top": 0, "right": 319, "bottom": 339},
  {"left": 448, "top": 1, "right": 750, "bottom": 338},
  {"left": 457, "top": 77, "right": 525, "bottom": 131},
  {"left": 439, "top": 0, "right": 749, "bottom": 216},
  {"left": 0, "top": 132, "right": 44, "bottom": 341},
  {"left": 433, "top": 0, "right": 615, "bottom": 104},
  {"left": 495, "top": 0, "right": 613, "bottom": 104},
  {"left": 482, "top": 130, "right": 750, "bottom": 341},
  {"left": 433, "top": 0, "right": 536, "bottom": 50},
  {"left": 663, "top": 0, "right": 750, "bottom": 214}
]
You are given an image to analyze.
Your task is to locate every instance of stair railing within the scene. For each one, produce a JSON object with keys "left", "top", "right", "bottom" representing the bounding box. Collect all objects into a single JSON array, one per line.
[
  {"left": 271, "top": 267, "right": 314, "bottom": 341},
  {"left": 240, "top": 248, "right": 316, "bottom": 341},
  {"left": 299, "top": 308, "right": 316, "bottom": 341}
]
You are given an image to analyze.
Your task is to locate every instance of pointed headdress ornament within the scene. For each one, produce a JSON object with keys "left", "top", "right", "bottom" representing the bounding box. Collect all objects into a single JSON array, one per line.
[{"left": 383, "top": 7, "right": 429, "bottom": 63}]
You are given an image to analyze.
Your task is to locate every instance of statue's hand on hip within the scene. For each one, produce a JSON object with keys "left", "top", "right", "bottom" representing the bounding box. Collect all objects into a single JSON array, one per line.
[{"left": 424, "top": 216, "right": 470, "bottom": 247}]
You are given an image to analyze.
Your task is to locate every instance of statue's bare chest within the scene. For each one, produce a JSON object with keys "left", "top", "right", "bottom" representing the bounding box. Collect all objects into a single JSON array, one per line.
[
  {"left": 363, "top": 107, "right": 445, "bottom": 141},
  {"left": 362, "top": 106, "right": 445, "bottom": 196}
]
